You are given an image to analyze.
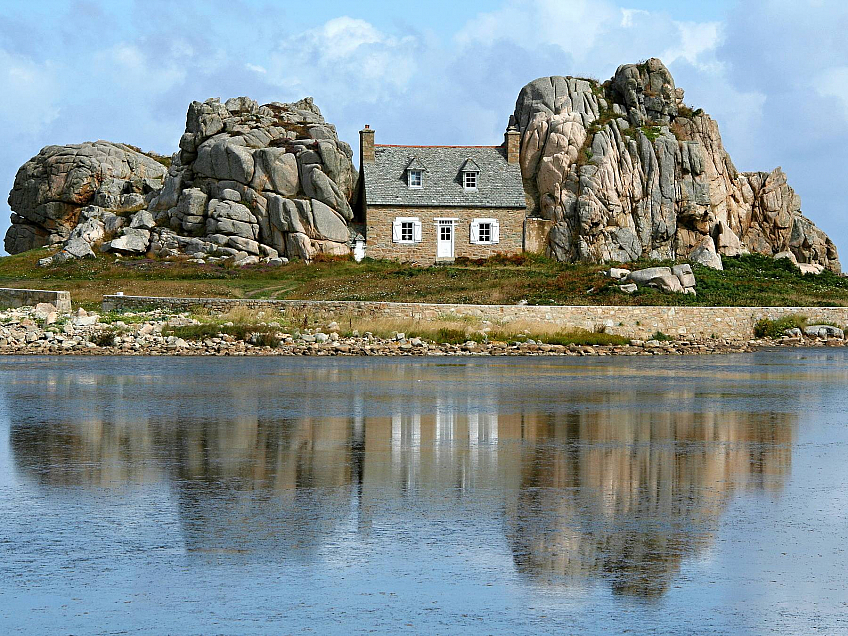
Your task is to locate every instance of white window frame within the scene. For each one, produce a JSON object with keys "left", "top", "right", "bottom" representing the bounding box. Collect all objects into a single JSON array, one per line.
[
  {"left": 408, "top": 169, "right": 423, "bottom": 189},
  {"left": 470, "top": 218, "right": 500, "bottom": 245},
  {"left": 392, "top": 217, "right": 422, "bottom": 244},
  {"left": 463, "top": 171, "right": 479, "bottom": 191},
  {"left": 477, "top": 221, "right": 492, "bottom": 244}
]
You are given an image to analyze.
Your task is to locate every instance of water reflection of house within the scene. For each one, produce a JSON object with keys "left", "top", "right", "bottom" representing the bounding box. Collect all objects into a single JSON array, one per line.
[{"left": 9, "top": 374, "right": 795, "bottom": 596}]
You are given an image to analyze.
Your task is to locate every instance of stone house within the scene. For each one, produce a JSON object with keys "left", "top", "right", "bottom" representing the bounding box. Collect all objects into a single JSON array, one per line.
[{"left": 356, "top": 126, "right": 543, "bottom": 264}]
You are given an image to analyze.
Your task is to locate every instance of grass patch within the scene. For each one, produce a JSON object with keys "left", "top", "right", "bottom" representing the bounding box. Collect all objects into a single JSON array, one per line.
[
  {"left": 0, "top": 249, "right": 846, "bottom": 310},
  {"left": 517, "top": 330, "right": 627, "bottom": 346},
  {"left": 650, "top": 331, "right": 675, "bottom": 342},
  {"left": 753, "top": 314, "right": 808, "bottom": 338},
  {"left": 435, "top": 327, "right": 471, "bottom": 344},
  {"left": 641, "top": 125, "right": 663, "bottom": 142},
  {"left": 676, "top": 104, "right": 704, "bottom": 119},
  {"left": 165, "top": 323, "right": 279, "bottom": 342}
]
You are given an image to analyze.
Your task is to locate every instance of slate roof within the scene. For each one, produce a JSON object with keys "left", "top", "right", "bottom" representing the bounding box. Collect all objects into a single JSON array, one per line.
[
  {"left": 363, "top": 145, "right": 526, "bottom": 208},
  {"left": 460, "top": 158, "right": 481, "bottom": 172},
  {"left": 405, "top": 156, "right": 428, "bottom": 172}
]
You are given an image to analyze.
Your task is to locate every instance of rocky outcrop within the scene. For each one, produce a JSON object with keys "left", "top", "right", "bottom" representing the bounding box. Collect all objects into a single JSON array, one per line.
[
  {"left": 6, "top": 96, "right": 357, "bottom": 264},
  {"left": 6, "top": 141, "right": 167, "bottom": 254},
  {"left": 514, "top": 58, "right": 841, "bottom": 273},
  {"left": 150, "top": 96, "right": 356, "bottom": 261}
]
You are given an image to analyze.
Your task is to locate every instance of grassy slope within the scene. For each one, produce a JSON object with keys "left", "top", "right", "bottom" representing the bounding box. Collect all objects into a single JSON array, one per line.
[{"left": 1, "top": 248, "right": 847, "bottom": 311}]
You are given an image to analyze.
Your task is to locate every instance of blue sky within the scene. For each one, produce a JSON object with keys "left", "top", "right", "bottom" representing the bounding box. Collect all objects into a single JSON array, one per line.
[{"left": 1, "top": 0, "right": 846, "bottom": 258}]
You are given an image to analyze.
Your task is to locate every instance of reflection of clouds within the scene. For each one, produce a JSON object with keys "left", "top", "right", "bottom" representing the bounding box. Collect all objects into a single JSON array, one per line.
[{"left": 5, "top": 358, "right": 797, "bottom": 595}]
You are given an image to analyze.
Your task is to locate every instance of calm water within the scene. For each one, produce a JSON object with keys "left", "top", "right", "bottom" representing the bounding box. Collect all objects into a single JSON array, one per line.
[{"left": 1, "top": 352, "right": 847, "bottom": 634}]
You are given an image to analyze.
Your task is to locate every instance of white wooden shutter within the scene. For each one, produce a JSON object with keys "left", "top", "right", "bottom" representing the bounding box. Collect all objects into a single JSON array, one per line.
[
  {"left": 491, "top": 220, "right": 500, "bottom": 244},
  {"left": 470, "top": 220, "right": 480, "bottom": 244},
  {"left": 412, "top": 219, "right": 422, "bottom": 243},
  {"left": 392, "top": 219, "right": 401, "bottom": 243}
]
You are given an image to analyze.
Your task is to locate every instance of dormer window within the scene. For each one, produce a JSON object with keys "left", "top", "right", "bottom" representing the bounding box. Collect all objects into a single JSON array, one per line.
[
  {"left": 460, "top": 157, "right": 481, "bottom": 192},
  {"left": 405, "top": 156, "right": 426, "bottom": 189}
]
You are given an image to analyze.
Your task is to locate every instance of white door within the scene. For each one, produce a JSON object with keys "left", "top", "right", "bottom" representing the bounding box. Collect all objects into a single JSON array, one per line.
[{"left": 437, "top": 222, "right": 454, "bottom": 259}]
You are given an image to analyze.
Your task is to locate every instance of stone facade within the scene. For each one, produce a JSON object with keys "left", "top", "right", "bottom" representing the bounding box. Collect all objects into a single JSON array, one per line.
[
  {"left": 365, "top": 206, "right": 525, "bottom": 264},
  {"left": 101, "top": 295, "right": 848, "bottom": 342},
  {"left": 523, "top": 218, "right": 554, "bottom": 254},
  {"left": 0, "top": 288, "right": 71, "bottom": 313}
]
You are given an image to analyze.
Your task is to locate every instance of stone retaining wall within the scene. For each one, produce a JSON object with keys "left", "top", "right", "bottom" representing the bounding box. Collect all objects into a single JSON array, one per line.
[
  {"left": 0, "top": 288, "right": 71, "bottom": 313},
  {"left": 101, "top": 295, "right": 848, "bottom": 341}
]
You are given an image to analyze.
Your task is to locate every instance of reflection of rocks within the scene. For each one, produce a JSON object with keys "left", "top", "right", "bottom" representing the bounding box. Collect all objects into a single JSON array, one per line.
[
  {"left": 504, "top": 410, "right": 794, "bottom": 597},
  {"left": 7, "top": 366, "right": 794, "bottom": 590}
]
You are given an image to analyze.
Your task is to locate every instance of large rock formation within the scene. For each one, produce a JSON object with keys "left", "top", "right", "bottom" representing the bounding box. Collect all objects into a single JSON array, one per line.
[
  {"left": 514, "top": 58, "right": 840, "bottom": 272},
  {"left": 148, "top": 96, "right": 356, "bottom": 261},
  {"left": 5, "top": 96, "right": 357, "bottom": 263},
  {"left": 5, "top": 141, "right": 167, "bottom": 254}
]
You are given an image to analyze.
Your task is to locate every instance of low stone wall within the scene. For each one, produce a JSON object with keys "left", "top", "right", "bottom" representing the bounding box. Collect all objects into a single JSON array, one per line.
[
  {"left": 101, "top": 295, "right": 848, "bottom": 341},
  {"left": 0, "top": 288, "right": 71, "bottom": 313}
]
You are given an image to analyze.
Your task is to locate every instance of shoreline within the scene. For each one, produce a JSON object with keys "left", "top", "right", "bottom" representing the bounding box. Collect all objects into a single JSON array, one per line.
[
  {"left": 0, "top": 334, "right": 841, "bottom": 357},
  {"left": 0, "top": 304, "right": 843, "bottom": 358}
]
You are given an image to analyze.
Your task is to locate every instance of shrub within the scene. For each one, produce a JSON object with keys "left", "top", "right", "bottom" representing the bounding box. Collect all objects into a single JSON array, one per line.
[
  {"left": 650, "top": 331, "right": 674, "bottom": 342},
  {"left": 486, "top": 253, "right": 530, "bottom": 266},
  {"left": 539, "top": 330, "right": 628, "bottom": 346},
  {"left": 250, "top": 332, "right": 281, "bottom": 348},
  {"left": 753, "top": 314, "right": 808, "bottom": 338},
  {"left": 641, "top": 126, "right": 663, "bottom": 142},
  {"left": 93, "top": 330, "right": 117, "bottom": 347},
  {"left": 165, "top": 323, "right": 281, "bottom": 342},
  {"left": 436, "top": 327, "right": 474, "bottom": 344},
  {"left": 670, "top": 120, "right": 688, "bottom": 141}
]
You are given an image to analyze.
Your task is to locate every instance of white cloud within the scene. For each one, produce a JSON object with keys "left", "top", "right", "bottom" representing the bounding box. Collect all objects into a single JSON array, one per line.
[
  {"left": 456, "top": 0, "right": 621, "bottom": 66},
  {"left": 95, "top": 43, "right": 186, "bottom": 93},
  {"left": 814, "top": 66, "right": 848, "bottom": 121},
  {"left": 661, "top": 21, "right": 723, "bottom": 68},
  {"left": 620, "top": 8, "right": 649, "bottom": 28},
  {"left": 456, "top": 0, "right": 724, "bottom": 79},
  {"left": 0, "top": 49, "right": 60, "bottom": 137},
  {"left": 265, "top": 16, "right": 421, "bottom": 103}
]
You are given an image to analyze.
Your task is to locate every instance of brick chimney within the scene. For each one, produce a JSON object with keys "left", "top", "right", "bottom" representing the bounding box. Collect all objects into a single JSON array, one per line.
[
  {"left": 360, "top": 125, "right": 375, "bottom": 163},
  {"left": 505, "top": 126, "right": 520, "bottom": 164}
]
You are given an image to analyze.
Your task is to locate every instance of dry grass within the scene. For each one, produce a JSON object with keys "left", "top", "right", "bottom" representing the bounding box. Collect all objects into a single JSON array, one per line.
[
  {"left": 199, "top": 306, "right": 287, "bottom": 325},
  {"left": 340, "top": 316, "right": 482, "bottom": 340},
  {"left": 301, "top": 313, "right": 626, "bottom": 345}
]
